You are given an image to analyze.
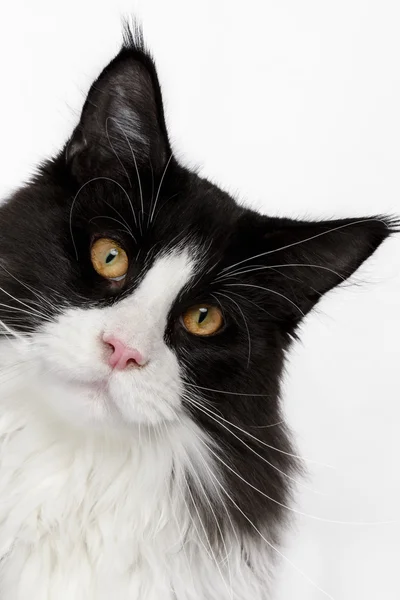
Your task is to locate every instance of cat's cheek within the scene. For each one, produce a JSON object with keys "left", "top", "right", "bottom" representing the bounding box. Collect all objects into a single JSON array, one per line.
[{"left": 35, "top": 306, "right": 110, "bottom": 384}]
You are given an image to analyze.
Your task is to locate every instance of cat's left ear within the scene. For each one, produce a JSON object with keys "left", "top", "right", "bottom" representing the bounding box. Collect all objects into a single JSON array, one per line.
[
  {"left": 234, "top": 214, "right": 397, "bottom": 327},
  {"left": 65, "top": 27, "right": 170, "bottom": 182}
]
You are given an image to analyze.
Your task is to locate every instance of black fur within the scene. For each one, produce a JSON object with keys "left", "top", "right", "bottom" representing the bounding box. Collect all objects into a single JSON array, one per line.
[{"left": 0, "top": 26, "right": 396, "bottom": 546}]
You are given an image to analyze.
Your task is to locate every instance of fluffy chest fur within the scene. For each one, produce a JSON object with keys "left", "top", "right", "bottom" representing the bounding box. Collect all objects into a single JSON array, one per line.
[{"left": 0, "top": 376, "right": 270, "bottom": 600}]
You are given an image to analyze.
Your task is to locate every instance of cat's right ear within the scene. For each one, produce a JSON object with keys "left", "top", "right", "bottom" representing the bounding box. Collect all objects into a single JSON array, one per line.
[{"left": 65, "top": 26, "right": 171, "bottom": 182}]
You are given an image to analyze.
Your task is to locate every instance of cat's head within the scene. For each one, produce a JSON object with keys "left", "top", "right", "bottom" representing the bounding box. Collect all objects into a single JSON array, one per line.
[{"left": 0, "top": 28, "right": 395, "bottom": 436}]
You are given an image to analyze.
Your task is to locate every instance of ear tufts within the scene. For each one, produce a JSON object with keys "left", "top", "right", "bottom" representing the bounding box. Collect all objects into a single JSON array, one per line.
[
  {"left": 121, "top": 19, "right": 145, "bottom": 52},
  {"left": 66, "top": 20, "right": 171, "bottom": 183},
  {"left": 382, "top": 214, "right": 400, "bottom": 234}
]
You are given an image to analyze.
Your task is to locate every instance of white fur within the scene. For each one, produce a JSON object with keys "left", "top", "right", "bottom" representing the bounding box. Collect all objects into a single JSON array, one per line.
[
  {"left": 36, "top": 250, "right": 196, "bottom": 427},
  {"left": 0, "top": 249, "right": 272, "bottom": 599}
]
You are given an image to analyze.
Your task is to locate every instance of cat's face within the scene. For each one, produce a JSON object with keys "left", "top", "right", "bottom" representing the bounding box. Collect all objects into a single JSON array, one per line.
[
  {"left": 0, "top": 32, "right": 393, "bottom": 440},
  {"left": 35, "top": 249, "right": 196, "bottom": 426}
]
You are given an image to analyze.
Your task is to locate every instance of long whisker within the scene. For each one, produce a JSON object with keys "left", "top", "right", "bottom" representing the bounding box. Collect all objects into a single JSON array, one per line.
[
  {"left": 195, "top": 450, "right": 336, "bottom": 600},
  {"left": 225, "top": 283, "right": 304, "bottom": 316},
  {"left": 185, "top": 395, "right": 326, "bottom": 496},
  {"left": 0, "top": 303, "right": 53, "bottom": 323},
  {"left": 195, "top": 448, "right": 241, "bottom": 550},
  {"left": 123, "top": 135, "right": 144, "bottom": 234},
  {"left": 173, "top": 423, "right": 234, "bottom": 598},
  {"left": 0, "top": 265, "right": 62, "bottom": 315},
  {"left": 140, "top": 231, "right": 188, "bottom": 286},
  {"left": 162, "top": 425, "right": 213, "bottom": 564},
  {"left": 0, "top": 319, "right": 31, "bottom": 345},
  {"left": 182, "top": 386, "right": 334, "bottom": 468},
  {"left": 0, "top": 283, "right": 54, "bottom": 320},
  {"left": 111, "top": 118, "right": 145, "bottom": 235},
  {"left": 155, "top": 424, "right": 196, "bottom": 589},
  {"left": 184, "top": 465, "right": 232, "bottom": 595},
  {"left": 102, "top": 199, "right": 136, "bottom": 237},
  {"left": 220, "top": 218, "right": 389, "bottom": 276},
  {"left": 152, "top": 193, "right": 180, "bottom": 228},
  {"left": 0, "top": 324, "right": 35, "bottom": 332},
  {"left": 213, "top": 292, "right": 252, "bottom": 368},
  {"left": 149, "top": 159, "right": 155, "bottom": 212},
  {"left": 184, "top": 392, "right": 334, "bottom": 468},
  {"left": 192, "top": 427, "right": 400, "bottom": 526},
  {"left": 225, "top": 290, "right": 275, "bottom": 318},
  {"left": 182, "top": 380, "right": 271, "bottom": 398},
  {"left": 89, "top": 216, "right": 137, "bottom": 242},
  {"left": 216, "top": 263, "right": 347, "bottom": 283},
  {"left": 185, "top": 238, "right": 217, "bottom": 293},
  {"left": 105, "top": 116, "right": 132, "bottom": 188},
  {"left": 69, "top": 176, "right": 137, "bottom": 259},
  {"left": 148, "top": 154, "right": 173, "bottom": 226}
]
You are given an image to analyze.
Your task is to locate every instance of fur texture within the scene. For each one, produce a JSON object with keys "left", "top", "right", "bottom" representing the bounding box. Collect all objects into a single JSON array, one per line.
[{"left": 0, "top": 26, "right": 396, "bottom": 599}]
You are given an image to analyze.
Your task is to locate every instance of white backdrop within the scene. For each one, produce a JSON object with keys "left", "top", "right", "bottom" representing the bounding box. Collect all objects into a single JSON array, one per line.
[{"left": 1, "top": 2, "right": 399, "bottom": 598}]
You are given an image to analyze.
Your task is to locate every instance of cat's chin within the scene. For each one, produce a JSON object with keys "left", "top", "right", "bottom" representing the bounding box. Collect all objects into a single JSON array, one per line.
[{"left": 34, "top": 371, "right": 181, "bottom": 432}]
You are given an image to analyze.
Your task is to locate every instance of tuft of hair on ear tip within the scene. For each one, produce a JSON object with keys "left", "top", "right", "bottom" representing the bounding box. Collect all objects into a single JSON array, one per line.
[
  {"left": 384, "top": 214, "right": 400, "bottom": 234},
  {"left": 121, "top": 18, "right": 145, "bottom": 53},
  {"left": 366, "top": 214, "right": 400, "bottom": 245}
]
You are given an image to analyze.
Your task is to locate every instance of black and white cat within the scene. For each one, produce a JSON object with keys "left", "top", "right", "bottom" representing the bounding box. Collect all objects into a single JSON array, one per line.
[{"left": 0, "top": 26, "right": 396, "bottom": 599}]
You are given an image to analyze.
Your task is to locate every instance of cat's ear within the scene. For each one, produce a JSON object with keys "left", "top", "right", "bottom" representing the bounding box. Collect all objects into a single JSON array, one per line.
[
  {"left": 65, "top": 27, "right": 170, "bottom": 182},
  {"left": 236, "top": 215, "right": 396, "bottom": 327}
]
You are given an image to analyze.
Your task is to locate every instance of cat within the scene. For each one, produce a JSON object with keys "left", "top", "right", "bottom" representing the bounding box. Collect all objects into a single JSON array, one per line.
[{"left": 0, "top": 24, "right": 396, "bottom": 600}]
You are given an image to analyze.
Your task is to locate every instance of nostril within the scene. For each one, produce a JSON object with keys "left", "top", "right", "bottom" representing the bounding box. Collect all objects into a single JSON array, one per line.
[
  {"left": 126, "top": 357, "right": 139, "bottom": 367},
  {"left": 104, "top": 340, "right": 116, "bottom": 353},
  {"left": 102, "top": 334, "right": 146, "bottom": 370},
  {"left": 104, "top": 340, "right": 120, "bottom": 365},
  {"left": 124, "top": 350, "right": 145, "bottom": 368}
]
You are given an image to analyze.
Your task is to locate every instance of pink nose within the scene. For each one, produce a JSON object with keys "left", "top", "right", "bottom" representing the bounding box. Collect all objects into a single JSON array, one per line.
[{"left": 103, "top": 335, "right": 145, "bottom": 370}]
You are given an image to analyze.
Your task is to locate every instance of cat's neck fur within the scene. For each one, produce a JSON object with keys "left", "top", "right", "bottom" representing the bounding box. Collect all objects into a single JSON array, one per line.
[{"left": 0, "top": 348, "right": 271, "bottom": 600}]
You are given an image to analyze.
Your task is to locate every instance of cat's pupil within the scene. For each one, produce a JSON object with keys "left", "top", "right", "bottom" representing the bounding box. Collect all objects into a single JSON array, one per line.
[
  {"left": 198, "top": 308, "right": 208, "bottom": 324},
  {"left": 105, "top": 249, "right": 118, "bottom": 264}
]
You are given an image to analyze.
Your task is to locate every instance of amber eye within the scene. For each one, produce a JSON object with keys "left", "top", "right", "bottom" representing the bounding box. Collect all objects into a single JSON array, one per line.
[
  {"left": 182, "top": 304, "right": 224, "bottom": 336},
  {"left": 90, "top": 238, "right": 128, "bottom": 280}
]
